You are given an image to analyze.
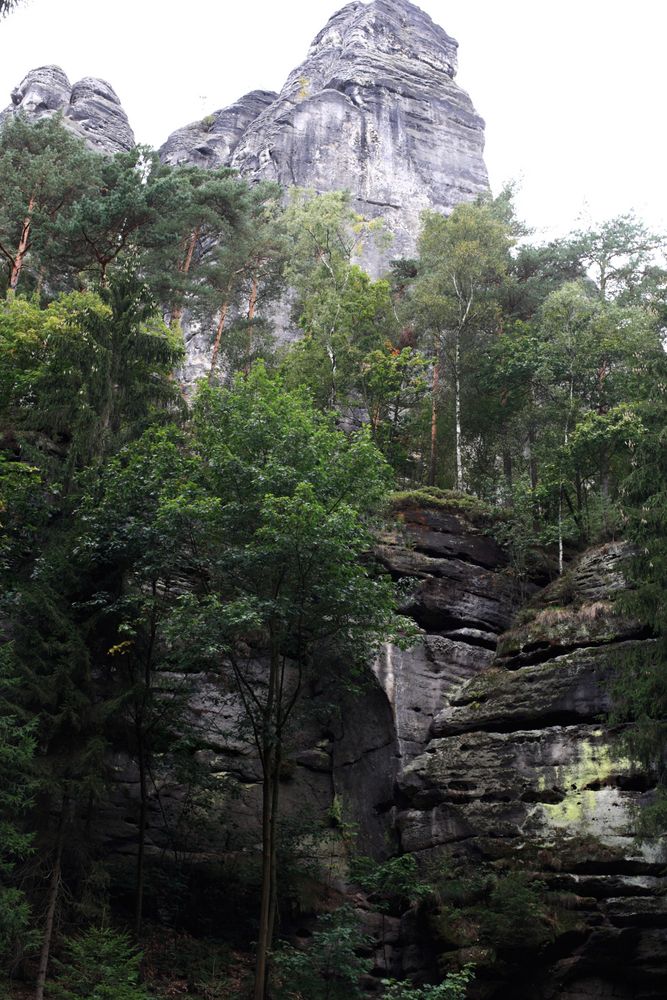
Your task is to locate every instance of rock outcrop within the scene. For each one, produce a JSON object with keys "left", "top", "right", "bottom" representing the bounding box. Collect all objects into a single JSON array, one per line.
[
  {"left": 397, "top": 540, "right": 667, "bottom": 999},
  {"left": 95, "top": 494, "right": 665, "bottom": 996},
  {"left": 160, "top": 0, "right": 489, "bottom": 276},
  {"left": 2, "top": 64, "right": 134, "bottom": 153}
]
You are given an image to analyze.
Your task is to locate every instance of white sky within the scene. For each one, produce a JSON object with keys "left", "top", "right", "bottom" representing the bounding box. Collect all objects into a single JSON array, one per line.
[{"left": 1, "top": 0, "right": 666, "bottom": 242}]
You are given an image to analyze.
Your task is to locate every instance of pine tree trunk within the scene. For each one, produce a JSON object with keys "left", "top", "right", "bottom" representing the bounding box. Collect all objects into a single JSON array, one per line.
[
  {"left": 9, "top": 196, "right": 35, "bottom": 292},
  {"left": 171, "top": 227, "right": 200, "bottom": 327},
  {"left": 35, "top": 796, "right": 68, "bottom": 1000},
  {"left": 208, "top": 301, "right": 229, "bottom": 381},
  {"left": 245, "top": 275, "right": 258, "bottom": 373}
]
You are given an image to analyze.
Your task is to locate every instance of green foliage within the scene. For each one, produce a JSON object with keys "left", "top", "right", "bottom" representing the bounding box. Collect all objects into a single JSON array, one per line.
[
  {"left": 351, "top": 854, "right": 432, "bottom": 912},
  {"left": 381, "top": 966, "right": 473, "bottom": 1000},
  {"left": 50, "top": 926, "right": 152, "bottom": 1000},
  {"left": 272, "top": 907, "right": 371, "bottom": 1000},
  {"left": 612, "top": 369, "right": 667, "bottom": 832},
  {"left": 430, "top": 860, "right": 556, "bottom": 955},
  {"left": 0, "top": 657, "right": 35, "bottom": 964},
  {"left": 0, "top": 115, "right": 98, "bottom": 292},
  {"left": 0, "top": 269, "right": 184, "bottom": 480}
]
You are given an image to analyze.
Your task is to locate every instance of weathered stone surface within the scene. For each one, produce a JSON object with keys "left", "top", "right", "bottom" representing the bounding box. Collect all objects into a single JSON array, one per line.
[
  {"left": 2, "top": 64, "right": 134, "bottom": 153},
  {"left": 373, "top": 636, "right": 494, "bottom": 758},
  {"left": 160, "top": 90, "right": 278, "bottom": 169},
  {"left": 371, "top": 496, "right": 518, "bottom": 771},
  {"left": 160, "top": 0, "right": 488, "bottom": 277},
  {"left": 431, "top": 641, "right": 647, "bottom": 737},
  {"left": 395, "top": 538, "right": 666, "bottom": 997},
  {"left": 497, "top": 542, "right": 640, "bottom": 668}
]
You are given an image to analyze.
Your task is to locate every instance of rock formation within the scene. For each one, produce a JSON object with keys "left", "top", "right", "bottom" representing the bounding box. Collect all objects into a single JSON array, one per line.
[
  {"left": 396, "top": 537, "right": 666, "bottom": 999},
  {"left": 1, "top": 64, "right": 134, "bottom": 153},
  {"left": 100, "top": 497, "right": 666, "bottom": 996},
  {"left": 160, "top": 0, "right": 489, "bottom": 275}
]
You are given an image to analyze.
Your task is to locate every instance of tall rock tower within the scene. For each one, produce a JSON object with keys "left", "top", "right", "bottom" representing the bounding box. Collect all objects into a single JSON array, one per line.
[{"left": 161, "top": 0, "right": 489, "bottom": 275}]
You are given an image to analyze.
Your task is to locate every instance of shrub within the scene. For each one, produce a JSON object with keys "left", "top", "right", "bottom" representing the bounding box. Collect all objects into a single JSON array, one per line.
[
  {"left": 271, "top": 906, "right": 371, "bottom": 1000},
  {"left": 381, "top": 965, "right": 473, "bottom": 1000},
  {"left": 50, "top": 926, "right": 151, "bottom": 1000}
]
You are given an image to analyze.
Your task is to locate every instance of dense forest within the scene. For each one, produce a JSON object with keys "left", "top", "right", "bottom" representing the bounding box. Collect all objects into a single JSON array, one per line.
[{"left": 0, "top": 116, "right": 665, "bottom": 999}]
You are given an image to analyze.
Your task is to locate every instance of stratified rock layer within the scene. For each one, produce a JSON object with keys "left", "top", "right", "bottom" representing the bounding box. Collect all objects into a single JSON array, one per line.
[
  {"left": 160, "top": 0, "right": 489, "bottom": 275},
  {"left": 2, "top": 64, "right": 134, "bottom": 153},
  {"left": 397, "top": 541, "right": 667, "bottom": 999},
  {"left": 95, "top": 497, "right": 665, "bottom": 997}
]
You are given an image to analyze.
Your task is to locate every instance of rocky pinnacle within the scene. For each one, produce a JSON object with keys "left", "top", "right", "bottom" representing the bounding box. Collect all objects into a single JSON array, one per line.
[{"left": 160, "top": 0, "right": 490, "bottom": 274}]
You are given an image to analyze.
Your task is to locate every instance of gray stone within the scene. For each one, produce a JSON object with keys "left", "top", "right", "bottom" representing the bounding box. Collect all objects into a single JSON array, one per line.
[
  {"left": 160, "top": 90, "right": 278, "bottom": 169},
  {"left": 430, "top": 641, "right": 646, "bottom": 737},
  {"left": 160, "top": 0, "right": 488, "bottom": 278},
  {"left": 2, "top": 64, "right": 134, "bottom": 153}
]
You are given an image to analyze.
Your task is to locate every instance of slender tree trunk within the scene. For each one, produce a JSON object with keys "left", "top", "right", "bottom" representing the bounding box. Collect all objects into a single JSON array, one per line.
[
  {"left": 208, "top": 301, "right": 229, "bottom": 381},
  {"left": 558, "top": 378, "right": 574, "bottom": 575},
  {"left": 428, "top": 358, "right": 440, "bottom": 487},
  {"left": 9, "top": 196, "right": 35, "bottom": 292},
  {"left": 454, "top": 332, "right": 463, "bottom": 491},
  {"left": 180, "top": 227, "right": 199, "bottom": 276},
  {"left": 254, "top": 752, "right": 275, "bottom": 1000},
  {"left": 528, "top": 425, "right": 539, "bottom": 491},
  {"left": 135, "top": 719, "right": 147, "bottom": 938},
  {"left": 558, "top": 487, "right": 564, "bottom": 576},
  {"left": 35, "top": 796, "right": 68, "bottom": 1000},
  {"left": 254, "top": 645, "right": 281, "bottom": 1000},
  {"left": 503, "top": 450, "right": 513, "bottom": 493},
  {"left": 171, "top": 227, "right": 200, "bottom": 328},
  {"left": 266, "top": 749, "right": 281, "bottom": 965},
  {"left": 245, "top": 275, "right": 258, "bottom": 373}
]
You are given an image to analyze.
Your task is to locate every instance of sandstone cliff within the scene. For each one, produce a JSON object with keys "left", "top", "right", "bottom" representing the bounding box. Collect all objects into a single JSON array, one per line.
[
  {"left": 98, "top": 493, "right": 666, "bottom": 997},
  {"left": 160, "top": 0, "right": 489, "bottom": 276},
  {"left": 1, "top": 64, "right": 134, "bottom": 153}
]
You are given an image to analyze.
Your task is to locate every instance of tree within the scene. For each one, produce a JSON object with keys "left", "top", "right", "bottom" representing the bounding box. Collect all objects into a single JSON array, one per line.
[
  {"left": 0, "top": 0, "right": 24, "bottom": 16},
  {"left": 74, "top": 426, "right": 201, "bottom": 935},
  {"left": 50, "top": 927, "right": 151, "bottom": 1000},
  {"left": 536, "top": 281, "right": 660, "bottom": 567},
  {"left": 283, "top": 264, "right": 396, "bottom": 410},
  {"left": 0, "top": 267, "right": 184, "bottom": 481},
  {"left": 572, "top": 213, "right": 664, "bottom": 301},
  {"left": 0, "top": 116, "right": 97, "bottom": 293},
  {"left": 152, "top": 365, "right": 409, "bottom": 999},
  {"left": 0, "top": 651, "right": 35, "bottom": 970},
  {"left": 412, "top": 201, "right": 512, "bottom": 488},
  {"left": 282, "top": 190, "right": 388, "bottom": 408},
  {"left": 55, "top": 148, "right": 184, "bottom": 289}
]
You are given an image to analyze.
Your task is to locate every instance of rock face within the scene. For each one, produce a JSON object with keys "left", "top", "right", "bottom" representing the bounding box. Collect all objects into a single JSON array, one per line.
[
  {"left": 2, "top": 64, "right": 134, "bottom": 153},
  {"left": 160, "top": 0, "right": 489, "bottom": 276},
  {"left": 373, "top": 496, "right": 523, "bottom": 762},
  {"left": 160, "top": 90, "right": 278, "bottom": 170},
  {"left": 397, "top": 540, "right": 667, "bottom": 999},
  {"left": 96, "top": 498, "right": 665, "bottom": 996}
]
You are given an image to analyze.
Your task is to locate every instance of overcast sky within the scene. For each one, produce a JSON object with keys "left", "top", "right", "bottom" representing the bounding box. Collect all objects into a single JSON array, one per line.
[{"left": 1, "top": 0, "right": 665, "bottom": 241}]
